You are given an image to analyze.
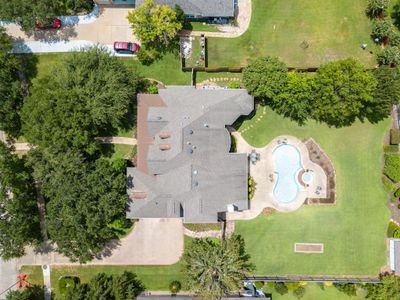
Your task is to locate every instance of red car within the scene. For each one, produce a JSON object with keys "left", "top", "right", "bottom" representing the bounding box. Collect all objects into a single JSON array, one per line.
[
  {"left": 113, "top": 42, "right": 139, "bottom": 54},
  {"left": 35, "top": 18, "right": 62, "bottom": 30}
]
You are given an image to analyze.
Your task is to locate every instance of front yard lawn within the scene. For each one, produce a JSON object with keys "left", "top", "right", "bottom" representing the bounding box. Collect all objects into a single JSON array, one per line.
[
  {"left": 236, "top": 106, "right": 391, "bottom": 275},
  {"left": 208, "top": 0, "right": 379, "bottom": 67}
]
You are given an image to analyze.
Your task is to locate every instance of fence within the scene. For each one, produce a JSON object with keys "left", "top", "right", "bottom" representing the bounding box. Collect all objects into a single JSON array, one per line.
[{"left": 244, "top": 276, "right": 380, "bottom": 284}]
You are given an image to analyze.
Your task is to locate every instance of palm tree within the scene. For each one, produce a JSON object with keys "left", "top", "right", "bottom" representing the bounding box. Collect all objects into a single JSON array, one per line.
[{"left": 183, "top": 235, "right": 254, "bottom": 299}]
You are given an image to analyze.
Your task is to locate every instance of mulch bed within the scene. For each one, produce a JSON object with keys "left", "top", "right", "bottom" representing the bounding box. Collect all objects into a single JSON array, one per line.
[{"left": 303, "top": 138, "right": 336, "bottom": 205}]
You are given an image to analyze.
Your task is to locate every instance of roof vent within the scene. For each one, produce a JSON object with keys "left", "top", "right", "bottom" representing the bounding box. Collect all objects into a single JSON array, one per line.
[
  {"left": 159, "top": 144, "right": 171, "bottom": 151},
  {"left": 159, "top": 132, "right": 171, "bottom": 139},
  {"left": 131, "top": 191, "right": 147, "bottom": 199},
  {"left": 193, "top": 170, "right": 198, "bottom": 175},
  {"left": 157, "top": 116, "right": 162, "bottom": 120},
  {"left": 204, "top": 123, "right": 209, "bottom": 128},
  {"left": 193, "top": 181, "right": 199, "bottom": 187},
  {"left": 188, "top": 149, "right": 194, "bottom": 154},
  {"left": 189, "top": 129, "right": 194, "bottom": 134}
]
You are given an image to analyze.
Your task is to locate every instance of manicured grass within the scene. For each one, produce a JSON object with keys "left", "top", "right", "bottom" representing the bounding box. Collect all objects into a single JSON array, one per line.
[
  {"left": 264, "top": 283, "right": 366, "bottom": 299},
  {"left": 236, "top": 106, "right": 391, "bottom": 275},
  {"left": 101, "top": 144, "right": 136, "bottom": 161},
  {"left": 20, "top": 266, "right": 44, "bottom": 286},
  {"left": 184, "top": 21, "right": 220, "bottom": 32},
  {"left": 208, "top": 0, "right": 379, "bottom": 68}
]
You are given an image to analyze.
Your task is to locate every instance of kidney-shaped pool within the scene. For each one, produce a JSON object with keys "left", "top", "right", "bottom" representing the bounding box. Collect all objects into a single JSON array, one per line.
[{"left": 272, "top": 144, "right": 302, "bottom": 203}]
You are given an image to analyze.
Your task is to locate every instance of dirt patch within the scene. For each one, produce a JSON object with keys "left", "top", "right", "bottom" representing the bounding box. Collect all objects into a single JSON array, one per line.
[
  {"left": 303, "top": 138, "right": 336, "bottom": 205},
  {"left": 262, "top": 207, "right": 276, "bottom": 216},
  {"left": 295, "top": 243, "right": 324, "bottom": 253}
]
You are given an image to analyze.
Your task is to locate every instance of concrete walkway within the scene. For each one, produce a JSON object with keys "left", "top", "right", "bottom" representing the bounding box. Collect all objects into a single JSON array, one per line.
[
  {"left": 42, "top": 265, "right": 51, "bottom": 300},
  {"left": 95, "top": 137, "right": 137, "bottom": 145},
  {"left": 17, "top": 218, "right": 184, "bottom": 266},
  {"left": 0, "top": 259, "right": 19, "bottom": 298},
  {"left": 181, "top": 0, "right": 252, "bottom": 38}
]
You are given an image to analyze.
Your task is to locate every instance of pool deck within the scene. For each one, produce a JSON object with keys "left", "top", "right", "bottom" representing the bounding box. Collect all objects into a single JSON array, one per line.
[{"left": 227, "top": 131, "right": 328, "bottom": 221}]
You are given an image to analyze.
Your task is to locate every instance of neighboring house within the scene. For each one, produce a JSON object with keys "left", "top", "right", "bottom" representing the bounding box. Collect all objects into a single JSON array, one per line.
[
  {"left": 126, "top": 86, "right": 254, "bottom": 224},
  {"left": 94, "top": 0, "right": 236, "bottom": 22},
  {"left": 136, "top": 0, "right": 236, "bottom": 21},
  {"left": 390, "top": 239, "right": 400, "bottom": 275}
]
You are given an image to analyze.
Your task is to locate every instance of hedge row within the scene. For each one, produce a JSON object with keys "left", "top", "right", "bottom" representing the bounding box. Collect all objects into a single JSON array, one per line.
[
  {"left": 384, "top": 153, "right": 400, "bottom": 183},
  {"left": 391, "top": 129, "right": 400, "bottom": 145}
]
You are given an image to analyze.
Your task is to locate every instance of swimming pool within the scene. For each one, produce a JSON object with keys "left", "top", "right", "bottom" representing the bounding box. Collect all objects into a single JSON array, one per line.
[{"left": 272, "top": 144, "right": 302, "bottom": 203}]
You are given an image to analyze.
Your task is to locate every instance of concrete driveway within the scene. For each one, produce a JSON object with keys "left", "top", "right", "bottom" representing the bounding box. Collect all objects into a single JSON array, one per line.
[
  {"left": 17, "top": 218, "right": 184, "bottom": 266},
  {"left": 0, "top": 259, "right": 19, "bottom": 298},
  {"left": 4, "top": 7, "right": 135, "bottom": 45}
]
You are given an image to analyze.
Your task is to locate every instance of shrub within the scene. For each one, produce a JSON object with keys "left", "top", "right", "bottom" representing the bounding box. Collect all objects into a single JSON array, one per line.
[
  {"left": 248, "top": 176, "right": 256, "bottom": 200},
  {"left": 324, "top": 282, "right": 333, "bottom": 287},
  {"left": 372, "top": 19, "right": 394, "bottom": 41},
  {"left": 59, "top": 276, "right": 79, "bottom": 294},
  {"left": 384, "top": 145, "right": 399, "bottom": 152},
  {"left": 395, "top": 188, "right": 400, "bottom": 198},
  {"left": 384, "top": 154, "right": 400, "bottom": 182},
  {"left": 293, "top": 286, "right": 306, "bottom": 299},
  {"left": 274, "top": 282, "right": 288, "bottom": 295},
  {"left": 254, "top": 281, "right": 264, "bottom": 289},
  {"left": 169, "top": 280, "right": 182, "bottom": 294},
  {"left": 387, "top": 221, "right": 400, "bottom": 238},
  {"left": 285, "top": 282, "right": 301, "bottom": 291},
  {"left": 367, "top": 0, "right": 389, "bottom": 18},
  {"left": 391, "top": 129, "right": 400, "bottom": 145},
  {"left": 228, "top": 81, "right": 241, "bottom": 89},
  {"left": 147, "top": 84, "right": 158, "bottom": 94},
  {"left": 333, "top": 283, "right": 357, "bottom": 296},
  {"left": 377, "top": 46, "right": 400, "bottom": 66},
  {"left": 382, "top": 175, "right": 396, "bottom": 193}
]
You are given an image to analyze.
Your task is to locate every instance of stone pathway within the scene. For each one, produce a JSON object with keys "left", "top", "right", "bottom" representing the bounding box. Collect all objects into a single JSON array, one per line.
[
  {"left": 181, "top": 0, "right": 252, "bottom": 38},
  {"left": 240, "top": 106, "right": 267, "bottom": 133}
]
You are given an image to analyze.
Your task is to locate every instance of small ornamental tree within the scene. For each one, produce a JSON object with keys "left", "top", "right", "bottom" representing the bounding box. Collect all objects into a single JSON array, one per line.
[
  {"left": 333, "top": 283, "right": 357, "bottom": 296},
  {"left": 377, "top": 46, "right": 400, "bottom": 65},
  {"left": 367, "top": 0, "right": 389, "bottom": 18},
  {"left": 293, "top": 286, "right": 306, "bottom": 299},
  {"left": 274, "top": 282, "right": 289, "bottom": 295},
  {"left": 127, "top": 0, "right": 183, "bottom": 48},
  {"left": 372, "top": 19, "right": 394, "bottom": 44},
  {"left": 169, "top": 280, "right": 182, "bottom": 294},
  {"left": 364, "top": 273, "right": 400, "bottom": 299},
  {"left": 243, "top": 56, "right": 288, "bottom": 101}
]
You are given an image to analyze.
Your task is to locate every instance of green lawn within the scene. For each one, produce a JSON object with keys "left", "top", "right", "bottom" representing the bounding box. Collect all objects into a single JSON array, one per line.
[
  {"left": 236, "top": 106, "right": 391, "bottom": 275},
  {"left": 50, "top": 262, "right": 183, "bottom": 296},
  {"left": 264, "top": 283, "right": 366, "bottom": 300},
  {"left": 20, "top": 266, "right": 44, "bottom": 286},
  {"left": 184, "top": 21, "right": 220, "bottom": 32},
  {"left": 208, "top": 0, "right": 379, "bottom": 68}
]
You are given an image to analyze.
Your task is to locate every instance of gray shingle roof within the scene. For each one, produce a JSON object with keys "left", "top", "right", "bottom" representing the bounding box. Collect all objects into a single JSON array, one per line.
[
  {"left": 135, "top": 0, "right": 235, "bottom": 18},
  {"left": 126, "top": 86, "right": 254, "bottom": 223}
]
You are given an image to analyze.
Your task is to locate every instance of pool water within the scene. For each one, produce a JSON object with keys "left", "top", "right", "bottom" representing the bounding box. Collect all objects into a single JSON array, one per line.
[
  {"left": 302, "top": 171, "right": 314, "bottom": 184},
  {"left": 272, "top": 144, "right": 302, "bottom": 203}
]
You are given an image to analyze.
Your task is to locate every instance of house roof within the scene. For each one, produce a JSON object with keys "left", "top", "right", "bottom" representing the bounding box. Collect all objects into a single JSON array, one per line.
[
  {"left": 127, "top": 86, "right": 254, "bottom": 223},
  {"left": 135, "top": 0, "right": 235, "bottom": 18},
  {"left": 390, "top": 239, "right": 400, "bottom": 273}
]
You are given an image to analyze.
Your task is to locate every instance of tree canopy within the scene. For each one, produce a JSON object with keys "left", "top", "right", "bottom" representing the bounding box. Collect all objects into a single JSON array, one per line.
[
  {"left": 183, "top": 235, "right": 254, "bottom": 299},
  {"left": 312, "top": 58, "right": 377, "bottom": 127},
  {"left": 0, "top": 0, "right": 93, "bottom": 31},
  {"left": 27, "top": 148, "right": 127, "bottom": 263},
  {"left": 273, "top": 72, "right": 314, "bottom": 125},
  {"left": 21, "top": 46, "right": 138, "bottom": 155},
  {"left": 0, "top": 27, "right": 24, "bottom": 138},
  {"left": 0, "top": 142, "right": 41, "bottom": 260},
  {"left": 127, "top": 0, "right": 183, "bottom": 47},
  {"left": 243, "top": 56, "right": 288, "bottom": 101},
  {"left": 64, "top": 272, "right": 144, "bottom": 299},
  {"left": 6, "top": 285, "right": 44, "bottom": 300}
]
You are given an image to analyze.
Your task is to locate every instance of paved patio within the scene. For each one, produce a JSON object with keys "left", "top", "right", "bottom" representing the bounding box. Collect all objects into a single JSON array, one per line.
[{"left": 227, "top": 132, "right": 328, "bottom": 221}]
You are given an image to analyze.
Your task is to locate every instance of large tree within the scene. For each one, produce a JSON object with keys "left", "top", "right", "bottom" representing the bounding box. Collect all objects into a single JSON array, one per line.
[
  {"left": 0, "top": 142, "right": 41, "bottom": 260},
  {"left": 27, "top": 148, "right": 127, "bottom": 263},
  {"left": 272, "top": 72, "right": 314, "bottom": 125},
  {"left": 127, "top": 0, "right": 183, "bottom": 47},
  {"left": 243, "top": 56, "right": 288, "bottom": 101},
  {"left": 313, "top": 58, "right": 377, "bottom": 127},
  {"left": 0, "top": 0, "right": 93, "bottom": 31},
  {"left": 0, "top": 27, "right": 24, "bottom": 138},
  {"left": 183, "top": 235, "right": 254, "bottom": 300},
  {"left": 21, "top": 46, "right": 138, "bottom": 155}
]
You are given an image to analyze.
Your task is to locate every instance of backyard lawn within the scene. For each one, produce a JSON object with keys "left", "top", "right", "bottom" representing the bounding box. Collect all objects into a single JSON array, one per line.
[
  {"left": 208, "top": 0, "right": 379, "bottom": 68},
  {"left": 236, "top": 106, "right": 391, "bottom": 275}
]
